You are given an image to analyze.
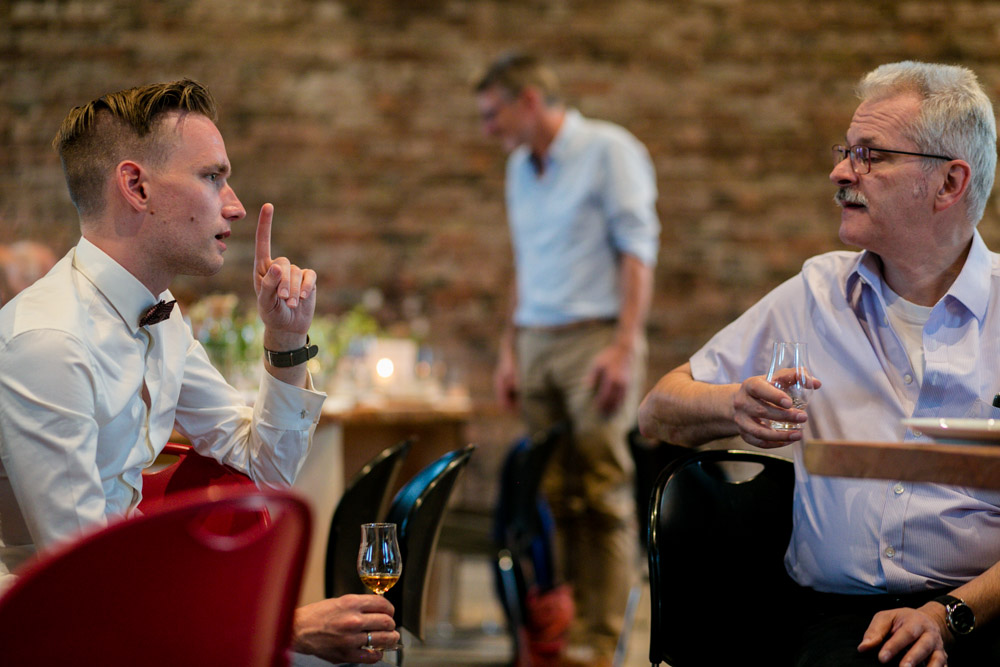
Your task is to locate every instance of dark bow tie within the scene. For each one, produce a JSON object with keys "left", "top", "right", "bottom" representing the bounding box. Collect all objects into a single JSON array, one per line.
[{"left": 139, "top": 300, "right": 176, "bottom": 327}]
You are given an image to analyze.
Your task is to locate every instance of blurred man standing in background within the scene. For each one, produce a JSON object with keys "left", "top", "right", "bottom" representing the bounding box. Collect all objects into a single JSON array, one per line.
[{"left": 476, "top": 52, "right": 660, "bottom": 666}]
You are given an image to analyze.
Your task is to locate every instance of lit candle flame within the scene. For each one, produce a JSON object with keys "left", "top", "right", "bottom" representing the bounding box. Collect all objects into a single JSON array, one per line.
[{"left": 376, "top": 357, "right": 395, "bottom": 378}]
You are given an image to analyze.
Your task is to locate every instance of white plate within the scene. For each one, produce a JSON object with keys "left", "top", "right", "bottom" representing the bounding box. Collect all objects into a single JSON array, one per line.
[{"left": 902, "top": 417, "right": 1000, "bottom": 444}]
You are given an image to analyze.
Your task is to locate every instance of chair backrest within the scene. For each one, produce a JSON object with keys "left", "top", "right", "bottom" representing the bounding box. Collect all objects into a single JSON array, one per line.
[
  {"left": 140, "top": 442, "right": 265, "bottom": 533},
  {"left": 648, "top": 448, "right": 795, "bottom": 666},
  {"left": 325, "top": 438, "right": 413, "bottom": 598},
  {"left": 384, "top": 444, "right": 476, "bottom": 641},
  {"left": 140, "top": 442, "right": 256, "bottom": 513},
  {"left": 626, "top": 426, "right": 689, "bottom": 552},
  {"left": 497, "top": 424, "right": 564, "bottom": 566},
  {"left": 495, "top": 423, "right": 564, "bottom": 601},
  {"left": 0, "top": 486, "right": 312, "bottom": 667},
  {"left": 493, "top": 423, "right": 565, "bottom": 663}
]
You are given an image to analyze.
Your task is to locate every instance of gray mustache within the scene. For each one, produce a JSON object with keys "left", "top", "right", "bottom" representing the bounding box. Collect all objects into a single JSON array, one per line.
[{"left": 834, "top": 188, "right": 868, "bottom": 207}]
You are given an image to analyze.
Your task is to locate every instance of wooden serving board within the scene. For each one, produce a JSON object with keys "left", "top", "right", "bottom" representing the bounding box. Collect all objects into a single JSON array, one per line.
[{"left": 802, "top": 439, "right": 1000, "bottom": 489}]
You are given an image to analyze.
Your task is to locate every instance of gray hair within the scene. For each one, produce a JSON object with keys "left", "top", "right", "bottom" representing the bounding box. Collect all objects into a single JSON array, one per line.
[{"left": 857, "top": 61, "right": 997, "bottom": 225}]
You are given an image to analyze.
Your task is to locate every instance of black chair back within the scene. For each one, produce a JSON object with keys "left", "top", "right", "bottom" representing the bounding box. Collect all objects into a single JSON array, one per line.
[
  {"left": 385, "top": 444, "right": 476, "bottom": 642},
  {"left": 626, "top": 427, "right": 689, "bottom": 552},
  {"left": 648, "top": 448, "right": 795, "bottom": 666},
  {"left": 493, "top": 423, "right": 566, "bottom": 661},
  {"left": 325, "top": 438, "right": 412, "bottom": 598}
]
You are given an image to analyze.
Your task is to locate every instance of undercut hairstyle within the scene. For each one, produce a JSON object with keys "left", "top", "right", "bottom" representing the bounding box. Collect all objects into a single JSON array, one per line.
[
  {"left": 52, "top": 78, "right": 218, "bottom": 219},
  {"left": 474, "top": 51, "right": 561, "bottom": 105},
  {"left": 857, "top": 61, "right": 997, "bottom": 225}
]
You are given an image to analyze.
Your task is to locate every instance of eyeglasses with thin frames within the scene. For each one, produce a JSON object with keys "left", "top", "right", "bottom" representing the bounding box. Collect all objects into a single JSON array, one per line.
[{"left": 831, "top": 144, "right": 953, "bottom": 175}]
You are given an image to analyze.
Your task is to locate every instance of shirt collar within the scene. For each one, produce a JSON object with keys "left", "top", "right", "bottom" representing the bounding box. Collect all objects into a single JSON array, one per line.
[
  {"left": 73, "top": 237, "right": 171, "bottom": 334},
  {"left": 515, "top": 108, "right": 582, "bottom": 175},
  {"left": 844, "top": 230, "right": 992, "bottom": 321},
  {"left": 545, "top": 108, "right": 581, "bottom": 165}
]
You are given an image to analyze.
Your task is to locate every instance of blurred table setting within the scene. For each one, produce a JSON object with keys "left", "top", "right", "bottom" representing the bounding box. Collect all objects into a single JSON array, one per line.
[{"left": 186, "top": 293, "right": 470, "bottom": 414}]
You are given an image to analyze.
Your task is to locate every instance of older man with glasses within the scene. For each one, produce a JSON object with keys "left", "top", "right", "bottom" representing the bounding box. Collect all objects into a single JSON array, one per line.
[{"left": 639, "top": 61, "right": 1000, "bottom": 666}]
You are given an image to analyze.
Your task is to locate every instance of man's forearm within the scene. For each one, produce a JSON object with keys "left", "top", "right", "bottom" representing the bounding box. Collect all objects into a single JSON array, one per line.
[
  {"left": 499, "top": 277, "right": 518, "bottom": 355},
  {"left": 949, "top": 559, "right": 1000, "bottom": 631},
  {"left": 614, "top": 254, "right": 652, "bottom": 353},
  {"left": 638, "top": 362, "right": 742, "bottom": 446}
]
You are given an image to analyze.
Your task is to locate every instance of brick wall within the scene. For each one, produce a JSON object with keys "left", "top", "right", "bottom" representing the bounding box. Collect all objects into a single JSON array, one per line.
[{"left": 4, "top": 0, "right": 1000, "bottom": 460}]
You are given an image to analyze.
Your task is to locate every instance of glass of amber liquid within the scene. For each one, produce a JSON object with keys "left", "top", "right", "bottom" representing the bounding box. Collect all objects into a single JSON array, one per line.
[{"left": 358, "top": 522, "right": 403, "bottom": 651}]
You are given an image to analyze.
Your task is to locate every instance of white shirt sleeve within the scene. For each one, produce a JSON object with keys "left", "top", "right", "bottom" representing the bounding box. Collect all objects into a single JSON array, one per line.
[{"left": 172, "top": 335, "right": 326, "bottom": 489}]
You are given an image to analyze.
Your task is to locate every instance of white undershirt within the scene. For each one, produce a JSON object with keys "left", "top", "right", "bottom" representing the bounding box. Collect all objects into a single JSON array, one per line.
[{"left": 881, "top": 280, "right": 934, "bottom": 386}]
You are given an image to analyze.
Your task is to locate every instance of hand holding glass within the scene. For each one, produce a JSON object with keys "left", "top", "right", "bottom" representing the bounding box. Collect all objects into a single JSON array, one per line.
[
  {"left": 765, "top": 342, "right": 813, "bottom": 431},
  {"left": 358, "top": 522, "right": 403, "bottom": 652}
]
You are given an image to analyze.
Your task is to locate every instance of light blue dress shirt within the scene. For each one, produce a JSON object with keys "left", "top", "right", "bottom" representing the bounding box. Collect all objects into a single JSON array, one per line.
[
  {"left": 506, "top": 109, "right": 660, "bottom": 327},
  {"left": 690, "top": 231, "right": 1000, "bottom": 595}
]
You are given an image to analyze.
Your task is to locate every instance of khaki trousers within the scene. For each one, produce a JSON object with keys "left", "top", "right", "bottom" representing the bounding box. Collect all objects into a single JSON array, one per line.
[{"left": 516, "top": 323, "right": 644, "bottom": 658}]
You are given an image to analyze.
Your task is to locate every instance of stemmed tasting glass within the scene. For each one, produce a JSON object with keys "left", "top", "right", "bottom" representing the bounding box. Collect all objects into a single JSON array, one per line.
[
  {"left": 357, "top": 522, "right": 404, "bottom": 652},
  {"left": 765, "top": 342, "right": 813, "bottom": 431}
]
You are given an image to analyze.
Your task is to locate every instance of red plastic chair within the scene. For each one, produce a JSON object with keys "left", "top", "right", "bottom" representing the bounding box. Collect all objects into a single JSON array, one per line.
[
  {"left": 0, "top": 485, "right": 312, "bottom": 667},
  {"left": 140, "top": 442, "right": 256, "bottom": 511},
  {"left": 141, "top": 442, "right": 267, "bottom": 531}
]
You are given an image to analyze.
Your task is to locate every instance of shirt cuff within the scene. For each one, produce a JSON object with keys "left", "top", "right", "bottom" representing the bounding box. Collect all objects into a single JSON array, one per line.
[{"left": 254, "top": 371, "right": 327, "bottom": 430}]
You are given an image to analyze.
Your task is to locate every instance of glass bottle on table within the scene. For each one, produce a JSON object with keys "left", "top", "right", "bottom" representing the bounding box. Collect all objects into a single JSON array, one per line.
[{"left": 357, "top": 522, "right": 404, "bottom": 651}]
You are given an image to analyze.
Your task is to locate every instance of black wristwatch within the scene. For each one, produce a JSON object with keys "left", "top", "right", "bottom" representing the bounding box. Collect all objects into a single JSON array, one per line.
[
  {"left": 263, "top": 336, "right": 318, "bottom": 368},
  {"left": 933, "top": 594, "right": 976, "bottom": 636}
]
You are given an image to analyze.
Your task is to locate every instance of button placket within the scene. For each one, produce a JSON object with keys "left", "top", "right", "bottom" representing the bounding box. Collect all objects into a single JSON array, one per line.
[
  {"left": 879, "top": 478, "right": 911, "bottom": 589},
  {"left": 139, "top": 328, "right": 157, "bottom": 461}
]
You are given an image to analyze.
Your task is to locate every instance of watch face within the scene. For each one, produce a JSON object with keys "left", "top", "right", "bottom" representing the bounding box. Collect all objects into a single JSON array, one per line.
[{"left": 949, "top": 603, "right": 976, "bottom": 635}]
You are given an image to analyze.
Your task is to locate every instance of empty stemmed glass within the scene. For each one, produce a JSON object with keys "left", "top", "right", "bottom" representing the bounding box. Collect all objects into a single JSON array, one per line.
[
  {"left": 357, "top": 522, "right": 404, "bottom": 652},
  {"left": 765, "top": 341, "right": 814, "bottom": 430}
]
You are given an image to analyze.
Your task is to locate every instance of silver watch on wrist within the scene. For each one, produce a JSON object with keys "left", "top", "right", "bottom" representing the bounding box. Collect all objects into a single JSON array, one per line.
[{"left": 933, "top": 594, "right": 975, "bottom": 637}]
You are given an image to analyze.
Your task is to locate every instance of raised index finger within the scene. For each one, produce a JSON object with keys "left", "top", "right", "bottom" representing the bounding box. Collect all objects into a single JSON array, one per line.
[{"left": 255, "top": 203, "right": 274, "bottom": 275}]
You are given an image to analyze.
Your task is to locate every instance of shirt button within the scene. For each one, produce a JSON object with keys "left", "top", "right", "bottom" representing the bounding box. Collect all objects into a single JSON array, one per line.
[
  {"left": 903, "top": 373, "right": 913, "bottom": 384},
  {"left": 913, "top": 429, "right": 922, "bottom": 438},
  {"left": 885, "top": 546, "right": 896, "bottom": 559},
  {"left": 894, "top": 483, "right": 905, "bottom": 495}
]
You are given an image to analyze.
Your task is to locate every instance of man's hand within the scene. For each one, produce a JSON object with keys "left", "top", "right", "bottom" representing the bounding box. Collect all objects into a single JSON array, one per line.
[
  {"left": 731, "top": 374, "right": 821, "bottom": 448},
  {"left": 292, "top": 594, "right": 399, "bottom": 664},
  {"left": 254, "top": 203, "right": 317, "bottom": 340},
  {"left": 857, "top": 604, "right": 950, "bottom": 667},
  {"left": 585, "top": 343, "right": 633, "bottom": 416}
]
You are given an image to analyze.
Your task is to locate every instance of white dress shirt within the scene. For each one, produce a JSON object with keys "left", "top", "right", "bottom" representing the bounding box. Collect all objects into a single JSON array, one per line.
[
  {"left": 689, "top": 231, "right": 1000, "bottom": 594},
  {"left": 0, "top": 238, "right": 326, "bottom": 591}
]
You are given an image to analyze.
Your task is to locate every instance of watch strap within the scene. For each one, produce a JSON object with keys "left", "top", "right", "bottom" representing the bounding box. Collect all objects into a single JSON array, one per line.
[
  {"left": 264, "top": 336, "right": 318, "bottom": 368},
  {"left": 934, "top": 594, "right": 962, "bottom": 607}
]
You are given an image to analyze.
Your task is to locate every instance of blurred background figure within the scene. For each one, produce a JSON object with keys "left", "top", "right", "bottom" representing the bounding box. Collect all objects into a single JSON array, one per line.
[
  {"left": 0, "top": 240, "right": 58, "bottom": 306},
  {"left": 475, "top": 52, "right": 660, "bottom": 667}
]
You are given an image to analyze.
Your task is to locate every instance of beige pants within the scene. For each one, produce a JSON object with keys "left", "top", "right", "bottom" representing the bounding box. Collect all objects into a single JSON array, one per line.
[{"left": 516, "top": 323, "right": 644, "bottom": 658}]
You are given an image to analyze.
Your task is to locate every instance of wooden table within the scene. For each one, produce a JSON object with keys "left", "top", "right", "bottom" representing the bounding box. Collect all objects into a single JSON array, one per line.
[
  {"left": 321, "top": 399, "right": 472, "bottom": 495},
  {"left": 802, "top": 439, "right": 1000, "bottom": 489}
]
